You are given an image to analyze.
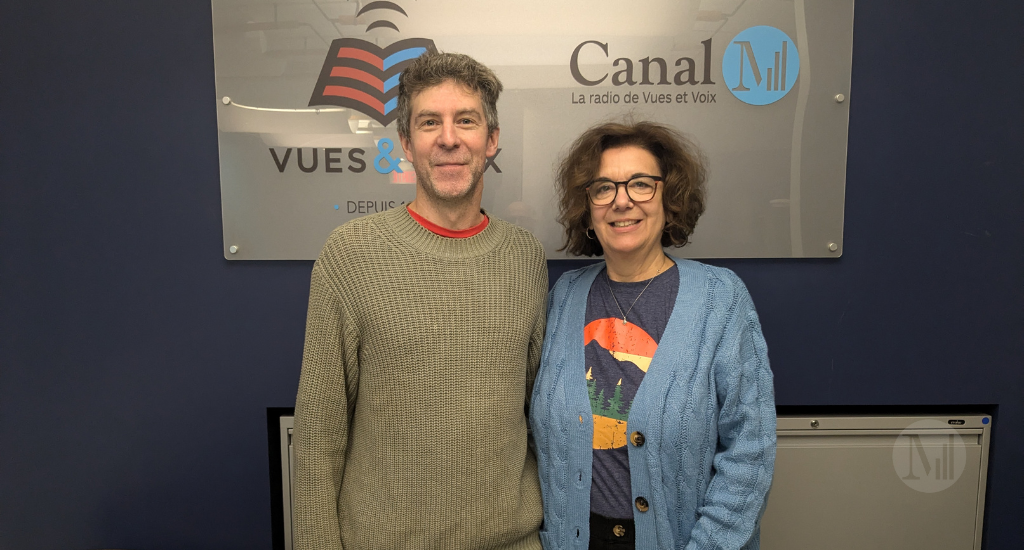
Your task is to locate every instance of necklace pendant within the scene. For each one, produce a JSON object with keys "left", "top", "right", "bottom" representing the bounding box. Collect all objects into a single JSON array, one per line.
[{"left": 622, "top": 317, "right": 628, "bottom": 325}]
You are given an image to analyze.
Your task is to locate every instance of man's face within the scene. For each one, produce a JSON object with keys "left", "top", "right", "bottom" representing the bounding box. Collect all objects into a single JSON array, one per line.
[{"left": 399, "top": 80, "right": 499, "bottom": 205}]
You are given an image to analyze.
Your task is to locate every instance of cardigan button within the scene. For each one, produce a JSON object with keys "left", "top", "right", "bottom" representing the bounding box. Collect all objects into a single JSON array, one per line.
[
  {"left": 630, "top": 431, "right": 645, "bottom": 447},
  {"left": 635, "top": 496, "right": 649, "bottom": 512}
]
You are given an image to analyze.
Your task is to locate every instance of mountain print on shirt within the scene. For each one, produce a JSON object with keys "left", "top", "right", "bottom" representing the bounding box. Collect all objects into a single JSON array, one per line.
[{"left": 584, "top": 317, "right": 658, "bottom": 450}]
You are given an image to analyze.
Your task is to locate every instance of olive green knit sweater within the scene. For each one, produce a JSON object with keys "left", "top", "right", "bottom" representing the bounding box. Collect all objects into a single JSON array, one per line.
[{"left": 293, "top": 206, "right": 547, "bottom": 550}]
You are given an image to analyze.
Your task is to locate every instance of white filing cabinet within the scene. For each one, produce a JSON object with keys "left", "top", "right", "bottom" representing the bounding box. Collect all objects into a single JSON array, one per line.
[
  {"left": 761, "top": 415, "right": 990, "bottom": 550},
  {"left": 279, "top": 416, "right": 295, "bottom": 550},
  {"left": 278, "top": 413, "right": 991, "bottom": 549}
]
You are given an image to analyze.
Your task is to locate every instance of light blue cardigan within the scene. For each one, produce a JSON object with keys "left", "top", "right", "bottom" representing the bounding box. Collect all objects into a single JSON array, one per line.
[{"left": 530, "top": 258, "right": 776, "bottom": 550}]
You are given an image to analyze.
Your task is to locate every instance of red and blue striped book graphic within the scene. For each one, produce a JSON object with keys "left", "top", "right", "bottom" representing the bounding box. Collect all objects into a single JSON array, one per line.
[{"left": 308, "top": 38, "right": 437, "bottom": 126}]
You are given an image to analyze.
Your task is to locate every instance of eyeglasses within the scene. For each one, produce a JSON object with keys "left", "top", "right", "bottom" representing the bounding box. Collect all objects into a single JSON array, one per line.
[{"left": 585, "top": 176, "right": 662, "bottom": 206}]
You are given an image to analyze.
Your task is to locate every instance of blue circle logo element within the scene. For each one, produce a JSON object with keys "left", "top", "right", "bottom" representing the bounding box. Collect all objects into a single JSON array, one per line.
[{"left": 722, "top": 26, "right": 800, "bottom": 106}]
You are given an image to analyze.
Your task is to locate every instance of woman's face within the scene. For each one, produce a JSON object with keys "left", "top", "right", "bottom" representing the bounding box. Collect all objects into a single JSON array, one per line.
[{"left": 589, "top": 146, "right": 666, "bottom": 261}]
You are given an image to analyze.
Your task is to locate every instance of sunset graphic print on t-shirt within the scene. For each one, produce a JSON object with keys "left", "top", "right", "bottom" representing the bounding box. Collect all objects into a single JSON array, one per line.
[{"left": 584, "top": 318, "right": 658, "bottom": 449}]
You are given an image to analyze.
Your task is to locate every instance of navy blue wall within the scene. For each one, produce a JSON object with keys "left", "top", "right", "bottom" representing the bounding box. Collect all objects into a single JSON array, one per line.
[{"left": 2, "top": 2, "right": 1021, "bottom": 548}]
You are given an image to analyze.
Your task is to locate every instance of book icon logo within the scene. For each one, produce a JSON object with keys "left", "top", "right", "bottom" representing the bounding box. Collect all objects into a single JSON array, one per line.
[{"left": 309, "top": 38, "right": 437, "bottom": 126}]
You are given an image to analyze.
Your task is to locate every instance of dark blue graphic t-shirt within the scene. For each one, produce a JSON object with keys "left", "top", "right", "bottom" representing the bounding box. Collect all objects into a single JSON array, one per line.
[{"left": 585, "top": 264, "right": 678, "bottom": 519}]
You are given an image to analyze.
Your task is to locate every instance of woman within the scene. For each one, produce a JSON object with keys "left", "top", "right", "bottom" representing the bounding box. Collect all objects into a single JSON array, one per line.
[{"left": 531, "top": 121, "right": 775, "bottom": 549}]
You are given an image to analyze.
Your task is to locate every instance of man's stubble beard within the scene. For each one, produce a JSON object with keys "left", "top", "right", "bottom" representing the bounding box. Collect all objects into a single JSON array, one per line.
[{"left": 414, "top": 162, "right": 485, "bottom": 207}]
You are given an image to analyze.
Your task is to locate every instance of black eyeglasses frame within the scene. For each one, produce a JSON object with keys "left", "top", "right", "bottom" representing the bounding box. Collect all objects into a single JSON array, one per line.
[{"left": 584, "top": 176, "right": 663, "bottom": 206}]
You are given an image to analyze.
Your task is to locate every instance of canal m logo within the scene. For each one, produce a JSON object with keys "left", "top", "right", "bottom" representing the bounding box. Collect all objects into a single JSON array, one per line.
[
  {"left": 892, "top": 419, "right": 967, "bottom": 493},
  {"left": 722, "top": 26, "right": 800, "bottom": 106}
]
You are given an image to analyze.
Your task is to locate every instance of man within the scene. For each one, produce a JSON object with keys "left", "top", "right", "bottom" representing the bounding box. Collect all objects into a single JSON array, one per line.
[{"left": 292, "top": 51, "right": 547, "bottom": 550}]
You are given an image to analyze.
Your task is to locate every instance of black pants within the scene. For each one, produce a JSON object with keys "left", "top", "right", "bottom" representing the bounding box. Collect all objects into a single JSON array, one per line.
[{"left": 589, "top": 512, "right": 635, "bottom": 550}]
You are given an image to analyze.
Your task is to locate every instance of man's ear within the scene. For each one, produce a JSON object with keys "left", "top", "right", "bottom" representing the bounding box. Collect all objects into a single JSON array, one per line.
[
  {"left": 485, "top": 127, "right": 500, "bottom": 158},
  {"left": 399, "top": 133, "right": 414, "bottom": 162}
]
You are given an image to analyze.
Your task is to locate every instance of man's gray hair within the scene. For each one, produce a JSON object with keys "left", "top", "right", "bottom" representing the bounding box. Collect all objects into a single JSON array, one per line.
[{"left": 395, "top": 51, "right": 503, "bottom": 138}]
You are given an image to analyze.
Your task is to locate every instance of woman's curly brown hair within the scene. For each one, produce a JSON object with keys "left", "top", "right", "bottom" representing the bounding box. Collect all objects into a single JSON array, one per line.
[{"left": 556, "top": 120, "right": 707, "bottom": 257}]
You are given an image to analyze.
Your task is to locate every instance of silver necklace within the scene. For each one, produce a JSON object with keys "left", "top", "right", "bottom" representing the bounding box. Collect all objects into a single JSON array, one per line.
[{"left": 603, "top": 262, "right": 666, "bottom": 325}]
